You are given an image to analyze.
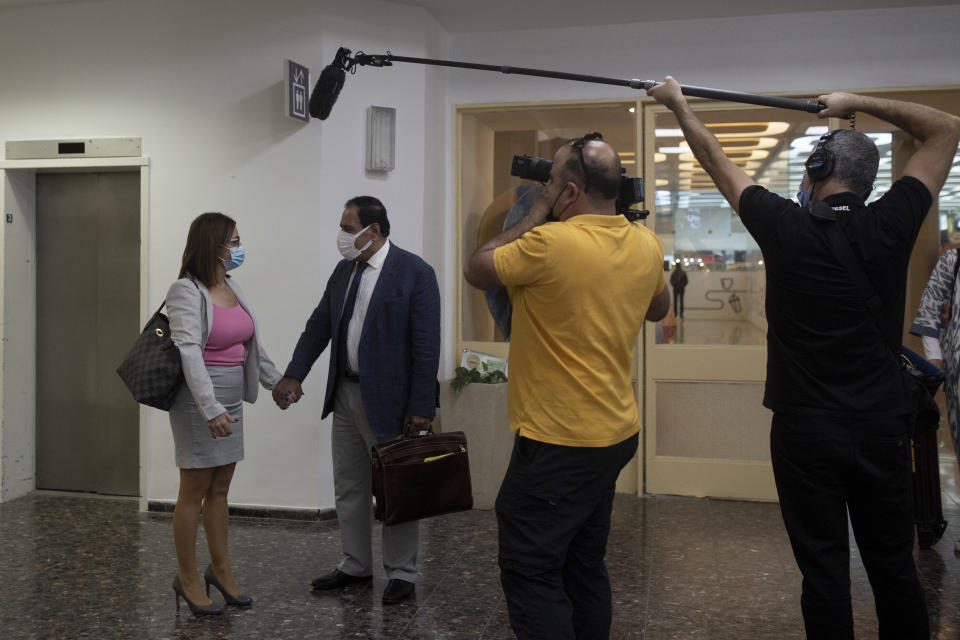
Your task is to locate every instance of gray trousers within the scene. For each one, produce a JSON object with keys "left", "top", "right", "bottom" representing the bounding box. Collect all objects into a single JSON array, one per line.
[{"left": 332, "top": 379, "right": 419, "bottom": 582}]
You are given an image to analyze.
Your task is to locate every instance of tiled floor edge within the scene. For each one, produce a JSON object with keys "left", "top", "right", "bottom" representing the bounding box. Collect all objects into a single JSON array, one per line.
[{"left": 146, "top": 500, "right": 338, "bottom": 522}]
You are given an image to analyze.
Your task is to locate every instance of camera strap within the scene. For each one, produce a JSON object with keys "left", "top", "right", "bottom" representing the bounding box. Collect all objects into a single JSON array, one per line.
[{"left": 807, "top": 200, "right": 899, "bottom": 359}]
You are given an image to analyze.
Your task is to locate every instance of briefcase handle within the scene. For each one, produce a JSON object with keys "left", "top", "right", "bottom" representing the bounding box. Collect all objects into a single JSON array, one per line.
[{"left": 402, "top": 419, "right": 434, "bottom": 439}]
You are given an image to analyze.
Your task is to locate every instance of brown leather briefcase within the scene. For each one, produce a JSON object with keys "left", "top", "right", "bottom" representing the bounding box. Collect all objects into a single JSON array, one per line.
[{"left": 371, "top": 431, "right": 473, "bottom": 526}]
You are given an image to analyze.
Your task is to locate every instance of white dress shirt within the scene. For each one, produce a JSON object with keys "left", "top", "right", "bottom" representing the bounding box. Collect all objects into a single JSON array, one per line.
[{"left": 345, "top": 240, "right": 390, "bottom": 375}]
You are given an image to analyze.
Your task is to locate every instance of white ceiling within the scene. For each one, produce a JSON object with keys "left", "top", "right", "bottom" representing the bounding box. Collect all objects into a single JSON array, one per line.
[
  {"left": 389, "top": 0, "right": 960, "bottom": 33},
  {"left": 1, "top": 0, "right": 957, "bottom": 32}
]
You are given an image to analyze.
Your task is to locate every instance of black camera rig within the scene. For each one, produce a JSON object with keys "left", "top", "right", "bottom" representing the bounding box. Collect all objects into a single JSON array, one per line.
[{"left": 510, "top": 154, "right": 648, "bottom": 221}]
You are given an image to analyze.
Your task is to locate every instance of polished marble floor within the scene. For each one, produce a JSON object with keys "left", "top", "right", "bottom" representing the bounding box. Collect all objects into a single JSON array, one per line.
[{"left": 0, "top": 491, "right": 958, "bottom": 639}]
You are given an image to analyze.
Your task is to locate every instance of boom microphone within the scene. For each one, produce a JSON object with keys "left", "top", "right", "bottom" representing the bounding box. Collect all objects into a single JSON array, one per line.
[
  {"left": 309, "top": 47, "right": 351, "bottom": 120},
  {"left": 311, "top": 48, "right": 829, "bottom": 122}
]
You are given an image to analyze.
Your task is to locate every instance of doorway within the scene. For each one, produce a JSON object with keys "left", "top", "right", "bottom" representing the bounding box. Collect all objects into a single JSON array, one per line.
[{"left": 35, "top": 172, "right": 140, "bottom": 495}]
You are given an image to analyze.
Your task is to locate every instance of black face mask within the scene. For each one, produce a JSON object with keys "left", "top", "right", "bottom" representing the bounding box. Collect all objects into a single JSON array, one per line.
[{"left": 545, "top": 185, "right": 570, "bottom": 223}]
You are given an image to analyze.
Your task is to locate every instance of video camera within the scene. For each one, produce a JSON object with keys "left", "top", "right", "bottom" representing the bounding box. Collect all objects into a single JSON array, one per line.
[{"left": 510, "top": 154, "right": 649, "bottom": 221}]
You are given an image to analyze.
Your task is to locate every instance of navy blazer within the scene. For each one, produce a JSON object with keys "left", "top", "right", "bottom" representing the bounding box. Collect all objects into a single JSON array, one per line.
[{"left": 284, "top": 243, "right": 441, "bottom": 437}]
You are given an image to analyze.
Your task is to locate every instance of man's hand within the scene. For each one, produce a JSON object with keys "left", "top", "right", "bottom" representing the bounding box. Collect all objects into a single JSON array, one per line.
[
  {"left": 646, "top": 76, "right": 687, "bottom": 112},
  {"left": 207, "top": 411, "right": 236, "bottom": 438},
  {"left": 816, "top": 92, "right": 861, "bottom": 120},
  {"left": 646, "top": 74, "right": 755, "bottom": 213},
  {"left": 403, "top": 414, "right": 432, "bottom": 437},
  {"left": 527, "top": 189, "right": 554, "bottom": 226},
  {"left": 272, "top": 376, "right": 303, "bottom": 410}
]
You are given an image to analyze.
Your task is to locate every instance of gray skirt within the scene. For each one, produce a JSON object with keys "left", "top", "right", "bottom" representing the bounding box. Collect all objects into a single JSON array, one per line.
[{"left": 169, "top": 364, "right": 244, "bottom": 469}]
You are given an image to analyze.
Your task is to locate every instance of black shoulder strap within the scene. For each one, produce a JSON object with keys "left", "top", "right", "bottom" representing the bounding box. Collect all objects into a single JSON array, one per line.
[
  {"left": 807, "top": 200, "right": 898, "bottom": 357},
  {"left": 953, "top": 247, "right": 960, "bottom": 283}
]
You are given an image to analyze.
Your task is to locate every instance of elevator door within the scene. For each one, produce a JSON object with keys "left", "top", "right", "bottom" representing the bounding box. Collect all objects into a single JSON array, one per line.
[{"left": 36, "top": 172, "right": 140, "bottom": 495}]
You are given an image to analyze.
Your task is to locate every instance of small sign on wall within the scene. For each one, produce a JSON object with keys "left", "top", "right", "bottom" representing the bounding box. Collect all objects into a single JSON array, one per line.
[{"left": 284, "top": 59, "right": 310, "bottom": 123}]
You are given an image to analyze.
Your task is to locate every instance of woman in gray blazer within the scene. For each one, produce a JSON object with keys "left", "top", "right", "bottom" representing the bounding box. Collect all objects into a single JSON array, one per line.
[{"left": 166, "top": 212, "right": 282, "bottom": 615}]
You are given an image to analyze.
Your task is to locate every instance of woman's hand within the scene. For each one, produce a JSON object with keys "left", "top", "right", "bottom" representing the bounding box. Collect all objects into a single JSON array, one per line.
[{"left": 207, "top": 411, "right": 236, "bottom": 438}]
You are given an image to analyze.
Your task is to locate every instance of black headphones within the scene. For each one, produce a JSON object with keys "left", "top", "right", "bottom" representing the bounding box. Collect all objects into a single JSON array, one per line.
[{"left": 805, "top": 131, "right": 837, "bottom": 183}]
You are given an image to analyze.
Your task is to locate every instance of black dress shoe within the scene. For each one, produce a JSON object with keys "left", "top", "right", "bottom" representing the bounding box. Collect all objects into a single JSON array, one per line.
[
  {"left": 311, "top": 569, "right": 373, "bottom": 591},
  {"left": 381, "top": 578, "right": 415, "bottom": 605}
]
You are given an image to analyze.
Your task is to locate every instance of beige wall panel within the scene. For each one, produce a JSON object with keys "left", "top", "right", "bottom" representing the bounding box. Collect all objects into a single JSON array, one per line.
[{"left": 655, "top": 382, "right": 772, "bottom": 461}]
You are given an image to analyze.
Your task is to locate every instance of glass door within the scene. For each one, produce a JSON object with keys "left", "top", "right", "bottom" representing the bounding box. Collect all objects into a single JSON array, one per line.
[
  {"left": 643, "top": 102, "right": 863, "bottom": 499},
  {"left": 641, "top": 90, "right": 954, "bottom": 499}
]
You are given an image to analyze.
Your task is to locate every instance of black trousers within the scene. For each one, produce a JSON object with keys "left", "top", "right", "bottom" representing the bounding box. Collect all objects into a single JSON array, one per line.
[
  {"left": 495, "top": 432, "right": 638, "bottom": 640},
  {"left": 673, "top": 287, "right": 684, "bottom": 317},
  {"left": 770, "top": 412, "right": 929, "bottom": 640}
]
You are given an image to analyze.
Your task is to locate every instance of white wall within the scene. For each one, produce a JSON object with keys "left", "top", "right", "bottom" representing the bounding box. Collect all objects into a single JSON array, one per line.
[
  {"left": 0, "top": 170, "right": 37, "bottom": 501},
  {"left": 2, "top": 1, "right": 958, "bottom": 510},
  {"left": 421, "top": 21, "right": 454, "bottom": 380},
  {"left": 0, "top": 0, "right": 448, "bottom": 509}
]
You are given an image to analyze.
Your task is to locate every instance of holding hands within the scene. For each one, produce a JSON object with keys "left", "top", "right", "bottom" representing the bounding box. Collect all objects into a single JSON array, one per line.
[{"left": 272, "top": 376, "right": 304, "bottom": 410}]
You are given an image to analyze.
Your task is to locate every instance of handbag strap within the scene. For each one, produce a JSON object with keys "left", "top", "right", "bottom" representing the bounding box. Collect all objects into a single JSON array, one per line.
[
  {"left": 807, "top": 200, "right": 900, "bottom": 360},
  {"left": 151, "top": 277, "right": 201, "bottom": 322}
]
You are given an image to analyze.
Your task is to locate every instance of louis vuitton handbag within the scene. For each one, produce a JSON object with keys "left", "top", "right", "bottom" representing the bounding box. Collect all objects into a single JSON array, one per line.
[
  {"left": 116, "top": 301, "right": 184, "bottom": 411},
  {"left": 372, "top": 430, "right": 473, "bottom": 526}
]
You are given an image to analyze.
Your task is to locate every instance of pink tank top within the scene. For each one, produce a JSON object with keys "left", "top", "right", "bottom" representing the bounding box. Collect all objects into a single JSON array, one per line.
[{"left": 203, "top": 304, "right": 254, "bottom": 366}]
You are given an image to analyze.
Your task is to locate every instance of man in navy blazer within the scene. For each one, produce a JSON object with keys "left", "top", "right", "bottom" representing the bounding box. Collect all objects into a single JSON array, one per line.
[{"left": 273, "top": 196, "right": 441, "bottom": 605}]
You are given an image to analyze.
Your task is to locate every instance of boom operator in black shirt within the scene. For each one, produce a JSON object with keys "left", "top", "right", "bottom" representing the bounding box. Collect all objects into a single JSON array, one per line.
[{"left": 648, "top": 77, "right": 960, "bottom": 640}]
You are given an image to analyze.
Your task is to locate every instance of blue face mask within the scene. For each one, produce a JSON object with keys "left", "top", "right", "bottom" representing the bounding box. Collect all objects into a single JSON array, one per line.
[
  {"left": 796, "top": 187, "right": 811, "bottom": 208},
  {"left": 221, "top": 245, "right": 245, "bottom": 271}
]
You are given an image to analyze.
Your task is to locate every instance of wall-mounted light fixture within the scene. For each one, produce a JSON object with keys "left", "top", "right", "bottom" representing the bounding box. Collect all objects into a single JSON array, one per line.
[{"left": 366, "top": 106, "right": 396, "bottom": 172}]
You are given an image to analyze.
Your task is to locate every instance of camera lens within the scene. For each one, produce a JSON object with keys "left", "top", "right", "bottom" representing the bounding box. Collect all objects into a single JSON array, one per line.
[{"left": 511, "top": 155, "right": 552, "bottom": 183}]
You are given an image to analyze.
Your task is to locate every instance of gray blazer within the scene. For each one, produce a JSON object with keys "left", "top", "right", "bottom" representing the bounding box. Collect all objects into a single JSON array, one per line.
[{"left": 166, "top": 276, "right": 282, "bottom": 421}]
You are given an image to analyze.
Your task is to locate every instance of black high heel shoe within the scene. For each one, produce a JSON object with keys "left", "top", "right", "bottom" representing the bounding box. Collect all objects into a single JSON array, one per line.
[
  {"left": 173, "top": 575, "right": 223, "bottom": 616},
  {"left": 204, "top": 565, "right": 253, "bottom": 607}
]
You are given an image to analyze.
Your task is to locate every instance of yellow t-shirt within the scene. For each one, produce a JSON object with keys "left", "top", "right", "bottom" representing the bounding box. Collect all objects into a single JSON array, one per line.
[{"left": 493, "top": 214, "right": 664, "bottom": 447}]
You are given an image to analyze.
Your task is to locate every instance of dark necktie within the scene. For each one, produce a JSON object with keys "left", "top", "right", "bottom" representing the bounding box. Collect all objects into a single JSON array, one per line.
[{"left": 336, "top": 261, "right": 368, "bottom": 376}]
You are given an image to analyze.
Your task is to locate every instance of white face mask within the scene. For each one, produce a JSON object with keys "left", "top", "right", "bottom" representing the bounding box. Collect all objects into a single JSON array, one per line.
[{"left": 336, "top": 224, "right": 373, "bottom": 261}]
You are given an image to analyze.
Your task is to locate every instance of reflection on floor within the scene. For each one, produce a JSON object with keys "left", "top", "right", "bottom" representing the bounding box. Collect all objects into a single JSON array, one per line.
[
  {"left": 0, "top": 491, "right": 958, "bottom": 639},
  {"left": 942, "top": 454, "right": 960, "bottom": 511},
  {"left": 659, "top": 318, "right": 768, "bottom": 346}
]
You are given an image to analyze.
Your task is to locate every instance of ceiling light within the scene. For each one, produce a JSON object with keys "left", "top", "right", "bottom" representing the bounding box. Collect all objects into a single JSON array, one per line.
[{"left": 707, "top": 122, "right": 790, "bottom": 137}]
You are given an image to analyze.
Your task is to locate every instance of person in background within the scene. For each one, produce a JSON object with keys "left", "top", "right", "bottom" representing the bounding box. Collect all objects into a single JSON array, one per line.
[
  {"left": 166, "top": 212, "right": 283, "bottom": 615},
  {"left": 649, "top": 75, "right": 960, "bottom": 639},
  {"left": 670, "top": 261, "right": 688, "bottom": 318},
  {"left": 911, "top": 247, "right": 960, "bottom": 553}
]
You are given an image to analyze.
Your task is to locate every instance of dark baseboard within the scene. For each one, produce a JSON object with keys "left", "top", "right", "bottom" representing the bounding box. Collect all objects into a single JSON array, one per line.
[{"left": 147, "top": 500, "right": 337, "bottom": 522}]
